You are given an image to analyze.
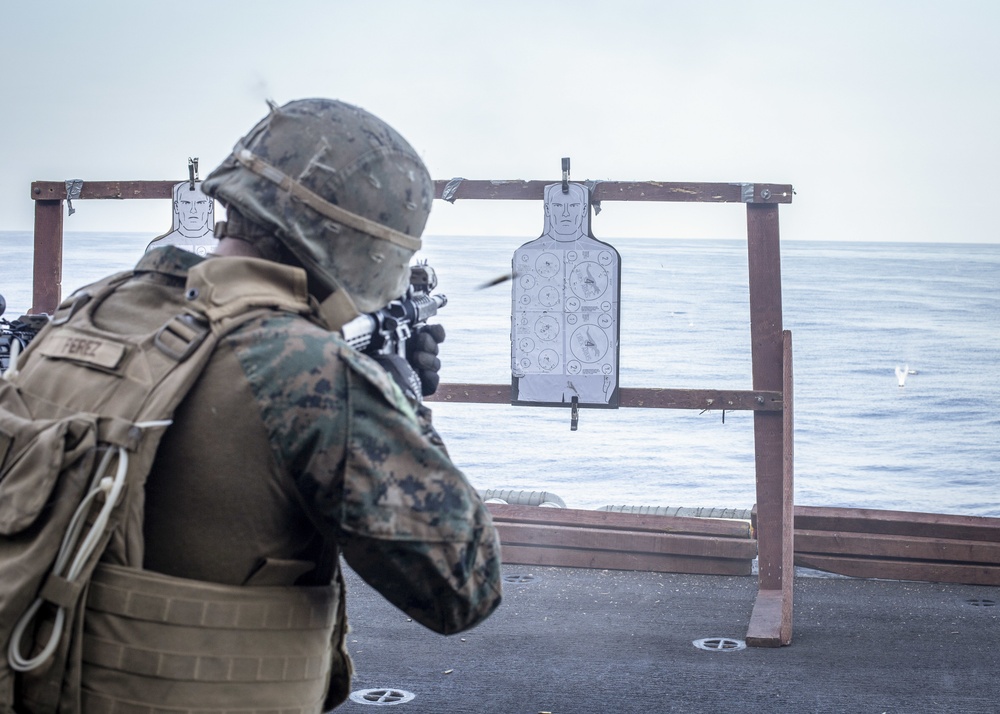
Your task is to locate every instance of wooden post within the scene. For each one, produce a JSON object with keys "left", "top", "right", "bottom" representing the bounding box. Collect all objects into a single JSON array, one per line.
[
  {"left": 744, "top": 203, "right": 793, "bottom": 646},
  {"left": 31, "top": 198, "right": 64, "bottom": 314}
]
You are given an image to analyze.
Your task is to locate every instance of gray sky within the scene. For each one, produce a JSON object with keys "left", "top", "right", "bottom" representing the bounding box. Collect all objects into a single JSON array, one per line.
[{"left": 2, "top": 0, "right": 997, "bottom": 242}]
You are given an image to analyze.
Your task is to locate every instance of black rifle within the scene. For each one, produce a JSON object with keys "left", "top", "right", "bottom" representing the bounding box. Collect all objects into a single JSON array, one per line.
[
  {"left": 0, "top": 294, "right": 49, "bottom": 374},
  {"left": 0, "top": 263, "right": 447, "bottom": 375},
  {"left": 339, "top": 262, "right": 447, "bottom": 357}
]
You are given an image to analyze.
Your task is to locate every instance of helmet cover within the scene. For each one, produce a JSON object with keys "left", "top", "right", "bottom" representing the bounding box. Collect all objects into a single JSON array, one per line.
[{"left": 201, "top": 99, "right": 433, "bottom": 312}]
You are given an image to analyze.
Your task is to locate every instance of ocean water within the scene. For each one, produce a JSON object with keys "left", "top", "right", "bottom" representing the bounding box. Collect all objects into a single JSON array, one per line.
[{"left": 2, "top": 231, "right": 998, "bottom": 516}]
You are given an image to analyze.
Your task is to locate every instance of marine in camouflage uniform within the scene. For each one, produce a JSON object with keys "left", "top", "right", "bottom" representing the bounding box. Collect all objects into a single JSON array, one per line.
[
  {"left": 28, "top": 99, "right": 502, "bottom": 712},
  {"left": 107, "top": 245, "right": 500, "bottom": 708}
]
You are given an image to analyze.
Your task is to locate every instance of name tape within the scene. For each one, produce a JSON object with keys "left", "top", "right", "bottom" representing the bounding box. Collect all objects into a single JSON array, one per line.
[{"left": 39, "top": 334, "right": 127, "bottom": 370}]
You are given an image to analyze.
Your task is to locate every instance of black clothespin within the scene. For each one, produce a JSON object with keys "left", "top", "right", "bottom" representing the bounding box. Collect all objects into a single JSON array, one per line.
[
  {"left": 570, "top": 395, "right": 579, "bottom": 431},
  {"left": 188, "top": 157, "right": 199, "bottom": 190},
  {"left": 561, "top": 157, "right": 570, "bottom": 194}
]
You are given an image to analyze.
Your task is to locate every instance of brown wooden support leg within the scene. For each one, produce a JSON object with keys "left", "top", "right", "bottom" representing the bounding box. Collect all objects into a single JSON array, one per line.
[
  {"left": 776, "top": 330, "right": 795, "bottom": 638},
  {"left": 744, "top": 204, "right": 793, "bottom": 646},
  {"left": 31, "top": 199, "right": 64, "bottom": 314}
]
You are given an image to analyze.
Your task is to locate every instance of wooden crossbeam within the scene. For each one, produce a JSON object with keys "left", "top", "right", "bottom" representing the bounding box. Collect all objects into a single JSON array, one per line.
[
  {"left": 31, "top": 181, "right": 176, "bottom": 200},
  {"left": 430, "top": 384, "right": 783, "bottom": 411},
  {"left": 30, "top": 179, "right": 795, "bottom": 204},
  {"left": 432, "top": 179, "right": 793, "bottom": 204}
]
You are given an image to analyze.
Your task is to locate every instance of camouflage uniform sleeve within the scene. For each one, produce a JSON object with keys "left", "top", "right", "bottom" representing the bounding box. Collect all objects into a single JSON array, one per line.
[
  {"left": 334, "top": 349, "right": 503, "bottom": 635},
  {"left": 233, "top": 316, "right": 502, "bottom": 634}
]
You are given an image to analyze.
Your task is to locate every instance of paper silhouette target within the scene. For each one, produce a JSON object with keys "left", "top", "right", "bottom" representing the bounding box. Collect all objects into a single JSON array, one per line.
[
  {"left": 146, "top": 181, "right": 216, "bottom": 256},
  {"left": 511, "top": 182, "right": 621, "bottom": 407}
]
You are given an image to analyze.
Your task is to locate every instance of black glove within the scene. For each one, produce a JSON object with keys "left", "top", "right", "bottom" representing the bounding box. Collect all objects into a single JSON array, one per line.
[
  {"left": 406, "top": 323, "right": 446, "bottom": 397},
  {"left": 372, "top": 353, "right": 424, "bottom": 403}
]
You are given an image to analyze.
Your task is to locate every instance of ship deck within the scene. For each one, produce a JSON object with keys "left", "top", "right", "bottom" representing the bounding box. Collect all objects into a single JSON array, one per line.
[{"left": 341, "top": 563, "right": 999, "bottom": 713}]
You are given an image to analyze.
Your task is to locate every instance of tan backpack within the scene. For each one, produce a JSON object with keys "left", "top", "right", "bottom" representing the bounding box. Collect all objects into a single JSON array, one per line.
[{"left": 0, "top": 257, "right": 316, "bottom": 713}]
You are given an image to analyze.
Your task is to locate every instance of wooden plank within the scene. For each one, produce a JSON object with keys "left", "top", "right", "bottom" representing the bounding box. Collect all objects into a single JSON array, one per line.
[
  {"left": 433, "top": 179, "right": 793, "bottom": 204},
  {"left": 495, "top": 523, "right": 757, "bottom": 560},
  {"left": 795, "top": 554, "right": 1000, "bottom": 587},
  {"left": 31, "top": 180, "right": 176, "bottom": 201},
  {"left": 428, "top": 383, "right": 510, "bottom": 404},
  {"left": 427, "top": 383, "right": 783, "bottom": 411},
  {"left": 32, "top": 179, "right": 794, "bottom": 205},
  {"left": 500, "top": 544, "right": 752, "bottom": 575},
  {"left": 794, "top": 506, "right": 1000, "bottom": 543},
  {"left": 486, "top": 503, "right": 751, "bottom": 538},
  {"left": 31, "top": 199, "right": 63, "bottom": 314},
  {"left": 746, "top": 589, "right": 789, "bottom": 647},
  {"left": 796, "top": 530, "right": 1000, "bottom": 564},
  {"left": 434, "top": 180, "right": 549, "bottom": 201},
  {"left": 619, "top": 387, "right": 782, "bottom": 411},
  {"left": 592, "top": 181, "right": 792, "bottom": 204}
]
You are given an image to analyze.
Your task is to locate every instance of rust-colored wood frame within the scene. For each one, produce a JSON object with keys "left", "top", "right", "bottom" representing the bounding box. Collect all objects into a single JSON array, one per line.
[{"left": 29, "top": 177, "right": 795, "bottom": 646}]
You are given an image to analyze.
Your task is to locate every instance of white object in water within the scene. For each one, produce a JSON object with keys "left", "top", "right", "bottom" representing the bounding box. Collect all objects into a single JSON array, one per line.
[{"left": 894, "top": 364, "right": 909, "bottom": 387}]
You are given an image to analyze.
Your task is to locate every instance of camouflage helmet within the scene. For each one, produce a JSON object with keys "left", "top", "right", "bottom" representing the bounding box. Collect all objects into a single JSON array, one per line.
[{"left": 201, "top": 98, "right": 433, "bottom": 313}]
